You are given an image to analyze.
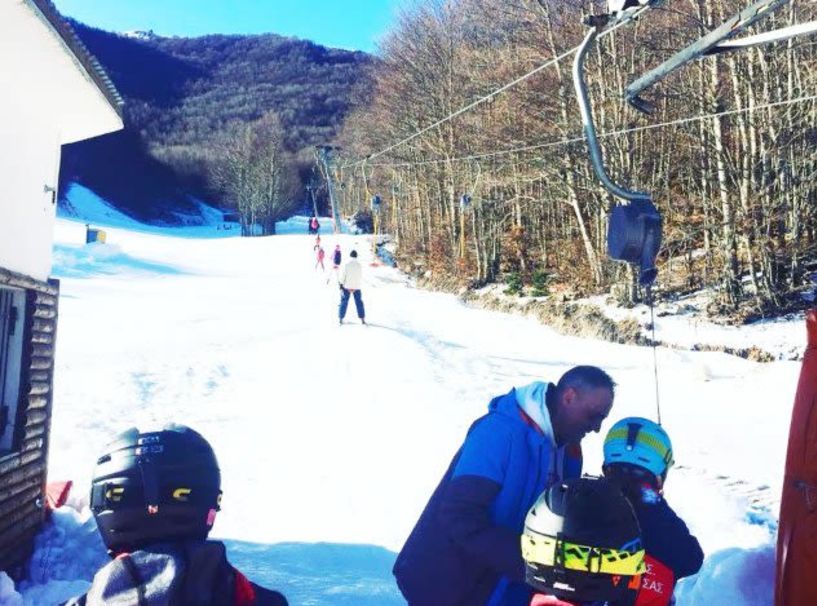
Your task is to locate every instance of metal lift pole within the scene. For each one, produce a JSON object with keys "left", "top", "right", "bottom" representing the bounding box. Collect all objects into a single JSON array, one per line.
[
  {"left": 704, "top": 20, "right": 817, "bottom": 55},
  {"left": 572, "top": 15, "right": 662, "bottom": 287},
  {"left": 573, "top": 24, "right": 653, "bottom": 203},
  {"left": 625, "top": 0, "right": 792, "bottom": 112}
]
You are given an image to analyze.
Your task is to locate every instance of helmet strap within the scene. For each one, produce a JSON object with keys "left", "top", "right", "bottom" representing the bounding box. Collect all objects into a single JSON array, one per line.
[
  {"left": 137, "top": 457, "right": 160, "bottom": 513},
  {"left": 656, "top": 471, "right": 666, "bottom": 493}
]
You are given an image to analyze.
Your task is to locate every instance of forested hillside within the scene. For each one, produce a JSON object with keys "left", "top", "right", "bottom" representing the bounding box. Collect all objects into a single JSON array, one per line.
[
  {"left": 338, "top": 0, "right": 817, "bottom": 317},
  {"left": 59, "top": 21, "right": 372, "bottom": 221}
]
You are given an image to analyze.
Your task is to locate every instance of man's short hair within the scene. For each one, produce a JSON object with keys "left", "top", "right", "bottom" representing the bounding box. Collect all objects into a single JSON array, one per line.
[
  {"left": 350, "top": 250, "right": 358, "bottom": 258},
  {"left": 556, "top": 365, "right": 615, "bottom": 397}
]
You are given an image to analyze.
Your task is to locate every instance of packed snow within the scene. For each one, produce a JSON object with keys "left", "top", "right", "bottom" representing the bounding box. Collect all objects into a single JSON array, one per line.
[{"left": 0, "top": 189, "right": 807, "bottom": 605}]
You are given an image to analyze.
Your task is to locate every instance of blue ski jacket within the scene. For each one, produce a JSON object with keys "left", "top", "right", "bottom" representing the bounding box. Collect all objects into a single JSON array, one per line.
[{"left": 394, "top": 383, "right": 582, "bottom": 606}]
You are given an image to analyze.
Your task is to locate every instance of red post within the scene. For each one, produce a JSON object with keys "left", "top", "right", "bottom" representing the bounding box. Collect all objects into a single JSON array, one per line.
[{"left": 775, "top": 309, "right": 817, "bottom": 605}]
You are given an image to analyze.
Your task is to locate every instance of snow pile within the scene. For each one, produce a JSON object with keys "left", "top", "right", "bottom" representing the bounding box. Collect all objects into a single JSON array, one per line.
[
  {"left": 12, "top": 505, "right": 401, "bottom": 606},
  {"left": 675, "top": 545, "right": 775, "bottom": 606},
  {"left": 668, "top": 471, "right": 776, "bottom": 604},
  {"left": 14, "top": 509, "right": 105, "bottom": 606},
  {"left": 0, "top": 572, "right": 23, "bottom": 606}
]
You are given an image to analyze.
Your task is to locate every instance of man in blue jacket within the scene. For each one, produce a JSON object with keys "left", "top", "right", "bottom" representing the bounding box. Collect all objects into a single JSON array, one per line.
[{"left": 393, "top": 366, "right": 616, "bottom": 606}]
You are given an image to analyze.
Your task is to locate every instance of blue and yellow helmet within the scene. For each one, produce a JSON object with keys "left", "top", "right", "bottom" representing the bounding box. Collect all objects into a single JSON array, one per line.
[{"left": 603, "top": 417, "right": 674, "bottom": 482}]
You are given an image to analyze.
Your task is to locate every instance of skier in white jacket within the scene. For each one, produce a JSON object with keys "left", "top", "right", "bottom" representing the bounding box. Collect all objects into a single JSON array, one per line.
[{"left": 338, "top": 250, "right": 366, "bottom": 325}]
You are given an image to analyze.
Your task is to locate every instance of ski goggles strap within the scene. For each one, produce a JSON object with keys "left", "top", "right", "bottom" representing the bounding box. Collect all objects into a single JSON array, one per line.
[{"left": 522, "top": 532, "right": 646, "bottom": 576}]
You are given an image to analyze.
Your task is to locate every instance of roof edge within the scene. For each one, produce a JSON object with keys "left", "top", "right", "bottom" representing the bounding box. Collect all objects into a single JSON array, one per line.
[{"left": 26, "top": 0, "right": 124, "bottom": 119}]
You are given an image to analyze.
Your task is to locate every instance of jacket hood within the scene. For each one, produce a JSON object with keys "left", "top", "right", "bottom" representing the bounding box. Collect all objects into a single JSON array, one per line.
[
  {"left": 78, "top": 541, "right": 234, "bottom": 605},
  {"left": 512, "top": 381, "right": 557, "bottom": 446}
]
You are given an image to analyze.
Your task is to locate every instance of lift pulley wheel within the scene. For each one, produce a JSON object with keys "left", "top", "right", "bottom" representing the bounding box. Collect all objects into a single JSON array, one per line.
[{"left": 607, "top": 200, "right": 662, "bottom": 286}]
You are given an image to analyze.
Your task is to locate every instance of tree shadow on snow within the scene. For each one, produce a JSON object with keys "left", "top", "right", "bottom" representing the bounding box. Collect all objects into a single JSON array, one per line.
[{"left": 51, "top": 243, "right": 188, "bottom": 278}]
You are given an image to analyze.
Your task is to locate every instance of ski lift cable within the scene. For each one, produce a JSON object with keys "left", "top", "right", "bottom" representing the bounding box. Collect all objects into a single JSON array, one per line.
[
  {"left": 364, "top": 92, "right": 817, "bottom": 168},
  {"left": 343, "top": 3, "right": 657, "bottom": 169},
  {"left": 648, "top": 287, "right": 662, "bottom": 425}
]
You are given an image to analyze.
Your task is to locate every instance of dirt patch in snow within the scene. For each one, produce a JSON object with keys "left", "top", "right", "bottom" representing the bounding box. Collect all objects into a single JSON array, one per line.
[{"left": 458, "top": 290, "right": 777, "bottom": 363}]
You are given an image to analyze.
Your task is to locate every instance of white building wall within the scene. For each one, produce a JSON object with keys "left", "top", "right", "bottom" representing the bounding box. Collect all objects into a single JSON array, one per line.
[
  {"left": 0, "top": 118, "right": 61, "bottom": 282},
  {"left": 0, "top": 0, "right": 123, "bottom": 281}
]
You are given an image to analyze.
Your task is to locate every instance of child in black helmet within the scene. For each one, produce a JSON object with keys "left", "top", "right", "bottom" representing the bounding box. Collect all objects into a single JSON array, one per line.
[
  {"left": 602, "top": 417, "right": 703, "bottom": 606},
  {"left": 63, "top": 424, "right": 288, "bottom": 606},
  {"left": 522, "top": 476, "right": 645, "bottom": 606}
]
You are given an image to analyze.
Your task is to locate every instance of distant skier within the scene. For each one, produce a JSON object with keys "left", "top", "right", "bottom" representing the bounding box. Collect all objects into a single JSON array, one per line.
[
  {"left": 64, "top": 425, "right": 288, "bottom": 606},
  {"left": 308, "top": 216, "right": 320, "bottom": 234},
  {"left": 602, "top": 417, "right": 703, "bottom": 606},
  {"left": 332, "top": 244, "right": 342, "bottom": 269},
  {"left": 313, "top": 234, "right": 321, "bottom": 250},
  {"left": 315, "top": 245, "right": 325, "bottom": 271},
  {"left": 338, "top": 249, "right": 365, "bottom": 325}
]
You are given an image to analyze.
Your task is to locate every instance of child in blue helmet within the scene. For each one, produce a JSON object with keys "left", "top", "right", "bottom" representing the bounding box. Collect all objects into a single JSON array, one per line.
[{"left": 602, "top": 417, "right": 704, "bottom": 606}]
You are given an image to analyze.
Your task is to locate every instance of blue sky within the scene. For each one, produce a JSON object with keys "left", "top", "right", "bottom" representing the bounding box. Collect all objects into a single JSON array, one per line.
[{"left": 52, "top": 0, "right": 401, "bottom": 53}]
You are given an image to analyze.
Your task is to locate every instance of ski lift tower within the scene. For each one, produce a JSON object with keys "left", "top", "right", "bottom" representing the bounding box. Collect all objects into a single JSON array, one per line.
[
  {"left": 305, "top": 177, "right": 319, "bottom": 218},
  {"left": 316, "top": 145, "right": 341, "bottom": 233}
]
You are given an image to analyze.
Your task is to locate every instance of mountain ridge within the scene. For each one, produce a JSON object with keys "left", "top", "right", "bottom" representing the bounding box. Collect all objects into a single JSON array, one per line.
[{"left": 59, "top": 20, "right": 372, "bottom": 222}]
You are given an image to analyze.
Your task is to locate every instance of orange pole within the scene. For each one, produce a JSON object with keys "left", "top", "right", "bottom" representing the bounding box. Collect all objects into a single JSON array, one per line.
[{"left": 775, "top": 309, "right": 817, "bottom": 606}]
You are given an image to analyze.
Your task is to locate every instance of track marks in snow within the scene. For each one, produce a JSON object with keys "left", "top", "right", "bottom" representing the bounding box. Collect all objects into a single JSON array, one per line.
[
  {"left": 674, "top": 466, "right": 778, "bottom": 533},
  {"left": 128, "top": 361, "right": 233, "bottom": 413}
]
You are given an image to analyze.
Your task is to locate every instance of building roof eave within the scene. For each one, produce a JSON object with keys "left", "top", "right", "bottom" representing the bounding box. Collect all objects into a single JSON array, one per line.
[{"left": 26, "top": 0, "right": 124, "bottom": 120}]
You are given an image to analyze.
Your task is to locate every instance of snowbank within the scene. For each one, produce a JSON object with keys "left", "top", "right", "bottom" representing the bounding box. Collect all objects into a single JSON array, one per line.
[
  {"left": 675, "top": 545, "right": 775, "bottom": 606},
  {"left": 10, "top": 505, "right": 401, "bottom": 606}
]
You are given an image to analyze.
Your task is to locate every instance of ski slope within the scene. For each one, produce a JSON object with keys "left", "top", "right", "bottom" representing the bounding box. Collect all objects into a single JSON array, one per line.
[{"left": 1, "top": 194, "right": 805, "bottom": 605}]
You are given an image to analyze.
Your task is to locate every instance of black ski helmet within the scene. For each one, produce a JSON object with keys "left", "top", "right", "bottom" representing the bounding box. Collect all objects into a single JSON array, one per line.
[
  {"left": 90, "top": 424, "right": 222, "bottom": 553},
  {"left": 522, "top": 477, "right": 644, "bottom": 605}
]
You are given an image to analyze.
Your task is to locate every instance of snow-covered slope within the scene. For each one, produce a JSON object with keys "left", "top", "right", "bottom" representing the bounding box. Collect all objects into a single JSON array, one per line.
[
  {"left": 58, "top": 183, "right": 240, "bottom": 237},
  {"left": 0, "top": 200, "right": 805, "bottom": 605}
]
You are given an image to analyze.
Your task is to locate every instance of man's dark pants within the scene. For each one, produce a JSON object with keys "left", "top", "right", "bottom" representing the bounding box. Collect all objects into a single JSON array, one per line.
[{"left": 339, "top": 287, "right": 365, "bottom": 320}]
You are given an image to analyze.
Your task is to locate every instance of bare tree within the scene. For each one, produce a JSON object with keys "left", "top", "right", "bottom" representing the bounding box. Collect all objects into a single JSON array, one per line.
[
  {"left": 215, "top": 111, "right": 299, "bottom": 236},
  {"left": 338, "top": 0, "right": 817, "bottom": 313}
]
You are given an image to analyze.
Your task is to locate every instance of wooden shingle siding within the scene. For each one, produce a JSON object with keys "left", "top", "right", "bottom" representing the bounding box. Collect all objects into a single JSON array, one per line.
[
  {"left": 0, "top": 273, "right": 59, "bottom": 574},
  {"left": 0, "top": 268, "right": 59, "bottom": 297}
]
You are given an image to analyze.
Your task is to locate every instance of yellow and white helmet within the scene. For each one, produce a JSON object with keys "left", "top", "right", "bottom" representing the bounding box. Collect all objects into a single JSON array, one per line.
[{"left": 521, "top": 477, "right": 645, "bottom": 604}]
